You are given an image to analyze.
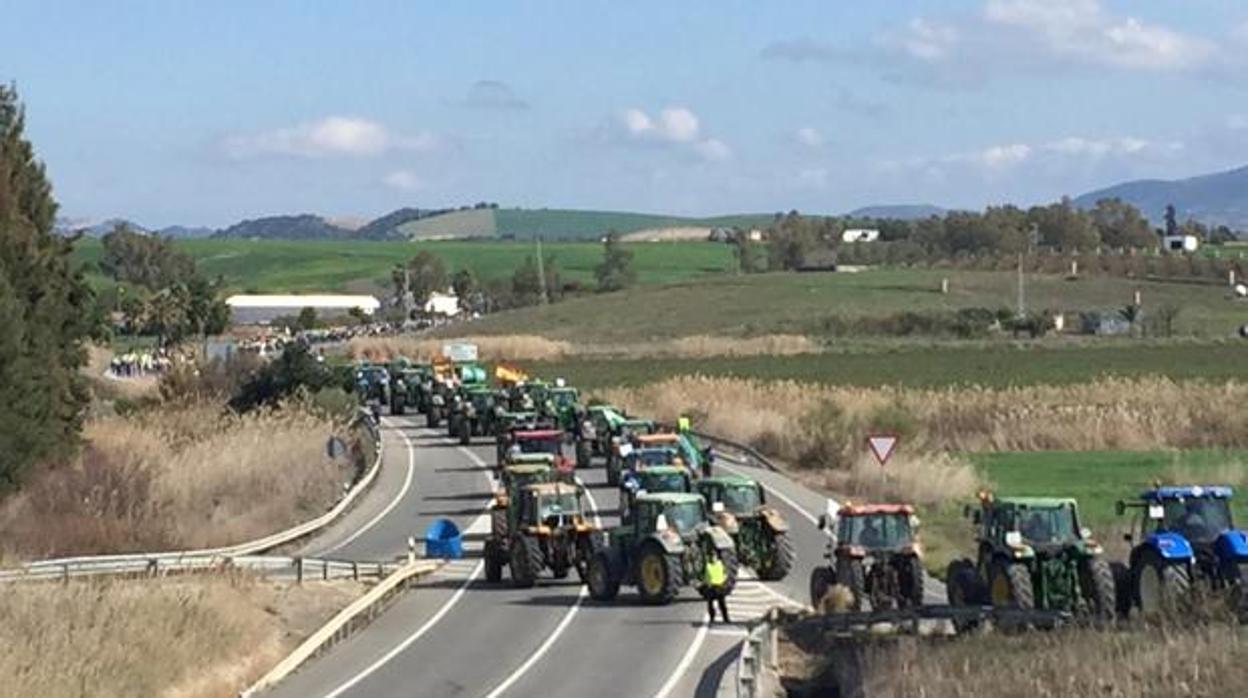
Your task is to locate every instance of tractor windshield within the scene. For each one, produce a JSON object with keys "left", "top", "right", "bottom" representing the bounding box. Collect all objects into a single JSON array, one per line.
[
  {"left": 640, "top": 472, "right": 689, "bottom": 494},
  {"left": 1013, "top": 504, "right": 1078, "bottom": 545},
  {"left": 538, "top": 493, "right": 581, "bottom": 519},
  {"left": 837, "top": 513, "right": 912, "bottom": 548},
  {"left": 720, "top": 485, "right": 762, "bottom": 513},
  {"left": 1161, "top": 497, "right": 1233, "bottom": 542},
  {"left": 519, "top": 437, "right": 561, "bottom": 455},
  {"left": 552, "top": 390, "right": 579, "bottom": 408},
  {"left": 662, "top": 501, "right": 705, "bottom": 534},
  {"left": 634, "top": 449, "right": 676, "bottom": 467}
]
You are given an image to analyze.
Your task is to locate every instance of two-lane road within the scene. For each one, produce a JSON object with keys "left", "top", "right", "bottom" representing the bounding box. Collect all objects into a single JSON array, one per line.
[{"left": 267, "top": 417, "right": 832, "bottom": 698}]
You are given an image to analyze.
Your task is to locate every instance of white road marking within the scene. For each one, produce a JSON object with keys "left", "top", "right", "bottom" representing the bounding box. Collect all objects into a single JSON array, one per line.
[
  {"left": 322, "top": 560, "right": 485, "bottom": 698},
  {"left": 715, "top": 459, "right": 819, "bottom": 526},
  {"left": 652, "top": 621, "right": 709, "bottom": 698},
  {"left": 319, "top": 417, "right": 416, "bottom": 556},
  {"left": 483, "top": 476, "right": 603, "bottom": 697}
]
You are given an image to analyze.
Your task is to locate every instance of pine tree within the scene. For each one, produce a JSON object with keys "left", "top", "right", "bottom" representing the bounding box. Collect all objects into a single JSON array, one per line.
[{"left": 0, "top": 84, "right": 96, "bottom": 489}]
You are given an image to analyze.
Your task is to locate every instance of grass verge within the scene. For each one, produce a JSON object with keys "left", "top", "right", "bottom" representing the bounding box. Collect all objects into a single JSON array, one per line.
[{"left": 0, "top": 575, "right": 361, "bottom": 698}]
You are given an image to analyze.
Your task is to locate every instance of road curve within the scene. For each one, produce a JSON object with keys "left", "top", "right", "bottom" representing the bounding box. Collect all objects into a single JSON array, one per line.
[{"left": 266, "top": 417, "right": 837, "bottom": 698}]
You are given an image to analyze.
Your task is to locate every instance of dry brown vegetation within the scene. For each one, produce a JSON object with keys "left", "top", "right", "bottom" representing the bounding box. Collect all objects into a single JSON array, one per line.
[
  {"left": 778, "top": 623, "right": 1248, "bottom": 697},
  {"left": 600, "top": 375, "right": 1248, "bottom": 508},
  {"left": 0, "top": 401, "right": 356, "bottom": 559},
  {"left": 0, "top": 574, "right": 360, "bottom": 698},
  {"left": 345, "top": 333, "right": 817, "bottom": 362}
]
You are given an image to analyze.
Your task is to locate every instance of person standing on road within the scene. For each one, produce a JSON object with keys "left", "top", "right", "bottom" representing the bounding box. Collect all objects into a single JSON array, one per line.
[{"left": 703, "top": 550, "right": 730, "bottom": 623}]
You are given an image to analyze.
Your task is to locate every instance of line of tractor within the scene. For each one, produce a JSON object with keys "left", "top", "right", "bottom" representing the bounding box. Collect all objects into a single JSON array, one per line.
[{"left": 345, "top": 351, "right": 1248, "bottom": 631}]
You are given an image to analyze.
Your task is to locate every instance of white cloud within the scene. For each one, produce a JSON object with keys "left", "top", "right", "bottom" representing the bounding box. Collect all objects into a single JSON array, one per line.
[
  {"left": 614, "top": 106, "right": 729, "bottom": 161},
  {"left": 768, "top": 1, "right": 1224, "bottom": 85},
  {"left": 383, "top": 170, "right": 423, "bottom": 192},
  {"left": 224, "top": 116, "right": 437, "bottom": 159},
  {"left": 905, "top": 133, "right": 1180, "bottom": 175},
  {"left": 794, "top": 127, "right": 825, "bottom": 148}
]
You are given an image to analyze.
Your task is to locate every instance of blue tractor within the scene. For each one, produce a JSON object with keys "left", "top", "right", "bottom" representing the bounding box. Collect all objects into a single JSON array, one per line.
[{"left": 1116, "top": 485, "right": 1248, "bottom": 620}]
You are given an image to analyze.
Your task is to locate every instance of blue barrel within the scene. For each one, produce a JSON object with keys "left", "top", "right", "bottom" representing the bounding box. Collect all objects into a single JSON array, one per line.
[{"left": 424, "top": 518, "right": 463, "bottom": 559}]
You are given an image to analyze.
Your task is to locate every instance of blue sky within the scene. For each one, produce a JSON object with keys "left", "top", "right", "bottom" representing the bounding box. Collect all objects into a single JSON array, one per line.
[{"left": 4, "top": 0, "right": 1248, "bottom": 227}]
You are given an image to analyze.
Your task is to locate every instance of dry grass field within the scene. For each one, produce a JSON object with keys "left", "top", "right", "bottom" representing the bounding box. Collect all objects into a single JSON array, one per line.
[
  {"left": 0, "top": 401, "right": 357, "bottom": 559},
  {"left": 345, "top": 333, "right": 817, "bottom": 363},
  {"left": 0, "top": 574, "right": 361, "bottom": 698}
]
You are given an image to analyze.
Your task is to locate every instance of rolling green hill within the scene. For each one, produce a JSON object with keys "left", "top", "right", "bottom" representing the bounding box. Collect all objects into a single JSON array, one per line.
[
  {"left": 72, "top": 238, "right": 735, "bottom": 293},
  {"left": 383, "top": 208, "right": 780, "bottom": 241}
]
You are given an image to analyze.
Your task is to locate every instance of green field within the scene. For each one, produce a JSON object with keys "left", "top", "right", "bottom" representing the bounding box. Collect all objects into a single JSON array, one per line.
[
  {"left": 462, "top": 267, "right": 1248, "bottom": 341},
  {"left": 530, "top": 341, "right": 1248, "bottom": 390},
  {"left": 72, "top": 238, "right": 735, "bottom": 293},
  {"left": 393, "top": 207, "right": 778, "bottom": 241}
]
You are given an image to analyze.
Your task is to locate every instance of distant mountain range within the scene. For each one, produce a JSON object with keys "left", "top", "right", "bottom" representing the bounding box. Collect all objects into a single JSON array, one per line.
[
  {"left": 1073, "top": 164, "right": 1248, "bottom": 230},
  {"left": 60, "top": 163, "right": 1248, "bottom": 242}
]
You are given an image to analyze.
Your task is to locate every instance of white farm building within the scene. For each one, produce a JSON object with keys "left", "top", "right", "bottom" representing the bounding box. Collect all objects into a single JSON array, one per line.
[{"left": 226, "top": 294, "right": 381, "bottom": 325}]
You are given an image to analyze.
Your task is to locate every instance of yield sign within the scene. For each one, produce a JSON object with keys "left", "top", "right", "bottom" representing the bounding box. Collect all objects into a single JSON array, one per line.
[{"left": 867, "top": 434, "right": 899, "bottom": 466}]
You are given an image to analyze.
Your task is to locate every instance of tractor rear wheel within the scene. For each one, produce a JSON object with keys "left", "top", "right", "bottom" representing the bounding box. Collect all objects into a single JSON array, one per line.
[
  {"left": 810, "top": 566, "right": 834, "bottom": 609},
  {"left": 946, "top": 558, "right": 985, "bottom": 633},
  {"left": 901, "top": 555, "right": 926, "bottom": 609},
  {"left": 509, "top": 534, "right": 543, "bottom": 588},
  {"left": 835, "top": 558, "right": 867, "bottom": 611},
  {"left": 458, "top": 419, "right": 471, "bottom": 446},
  {"left": 989, "top": 559, "right": 1035, "bottom": 610},
  {"left": 1082, "top": 557, "right": 1117, "bottom": 621},
  {"left": 575, "top": 533, "right": 604, "bottom": 582},
  {"left": 636, "top": 541, "right": 681, "bottom": 605},
  {"left": 1134, "top": 552, "right": 1190, "bottom": 619},
  {"left": 1110, "top": 562, "right": 1133, "bottom": 618},
  {"left": 606, "top": 455, "right": 620, "bottom": 486},
  {"left": 757, "top": 531, "right": 795, "bottom": 581},
  {"left": 484, "top": 539, "right": 504, "bottom": 583},
  {"left": 587, "top": 551, "right": 619, "bottom": 602},
  {"left": 576, "top": 440, "right": 592, "bottom": 469},
  {"left": 427, "top": 406, "right": 441, "bottom": 429},
  {"left": 1232, "top": 563, "right": 1248, "bottom": 623}
]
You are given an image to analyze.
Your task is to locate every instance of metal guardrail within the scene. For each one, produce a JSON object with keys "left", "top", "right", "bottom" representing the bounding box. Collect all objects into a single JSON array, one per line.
[
  {"left": 0, "top": 554, "right": 400, "bottom": 584},
  {"left": 240, "top": 559, "right": 443, "bottom": 697},
  {"left": 736, "top": 608, "right": 779, "bottom": 698},
  {"left": 692, "top": 430, "right": 781, "bottom": 474},
  {"left": 1, "top": 410, "right": 386, "bottom": 584}
]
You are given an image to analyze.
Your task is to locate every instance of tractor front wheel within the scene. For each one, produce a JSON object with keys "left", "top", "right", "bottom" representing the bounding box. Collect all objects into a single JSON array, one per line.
[
  {"left": 1082, "top": 557, "right": 1117, "bottom": 621},
  {"left": 427, "top": 406, "right": 441, "bottom": 429},
  {"left": 484, "top": 539, "right": 504, "bottom": 583},
  {"left": 946, "top": 558, "right": 985, "bottom": 633},
  {"left": 901, "top": 555, "right": 926, "bottom": 609},
  {"left": 1134, "top": 553, "right": 1190, "bottom": 619},
  {"left": 757, "top": 531, "right": 795, "bottom": 582},
  {"left": 809, "top": 566, "right": 834, "bottom": 610},
  {"left": 835, "top": 558, "right": 867, "bottom": 612},
  {"left": 587, "top": 551, "right": 620, "bottom": 602},
  {"left": 989, "top": 559, "right": 1035, "bottom": 610},
  {"left": 636, "top": 541, "right": 681, "bottom": 605},
  {"left": 509, "top": 534, "right": 543, "bottom": 589},
  {"left": 575, "top": 533, "right": 604, "bottom": 582},
  {"left": 606, "top": 455, "right": 621, "bottom": 486}
]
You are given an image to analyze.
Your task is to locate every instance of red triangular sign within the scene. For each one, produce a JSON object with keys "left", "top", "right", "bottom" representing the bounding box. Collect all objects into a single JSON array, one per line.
[{"left": 867, "top": 434, "right": 898, "bottom": 466}]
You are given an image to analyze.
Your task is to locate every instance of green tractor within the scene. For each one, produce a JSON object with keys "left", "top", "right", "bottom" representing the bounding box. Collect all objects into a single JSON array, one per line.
[
  {"left": 544, "top": 384, "right": 582, "bottom": 431},
  {"left": 484, "top": 480, "right": 603, "bottom": 586},
  {"left": 448, "top": 385, "right": 498, "bottom": 445},
  {"left": 946, "top": 494, "right": 1116, "bottom": 623},
  {"left": 696, "top": 475, "right": 795, "bottom": 582},
  {"left": 573, "top": 404, "right": 617, "bottom": 469},
  {"left": 587, "top": 492, "right": 738, "bottom": 605},
  {"left": 619, "top": 465, "right": 694, "bottom": 522},
  {"left": 388, "top": 365, "right": 429, "bottom": 416},
  {"left": 601, "top": 416, "right": 657, "bottom": 486}
]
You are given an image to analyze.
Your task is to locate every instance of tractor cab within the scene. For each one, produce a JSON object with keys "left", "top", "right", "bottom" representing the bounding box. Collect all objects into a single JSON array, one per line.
[
  {"left": 835, "top": 504, "right": 917, "bottom": 554},
  {"left": 1134, "top": 486, "right": 1237, "bottom": 544},
  {"left": 620, "top": 465, "right": 693, "bottom": 522},
  {"left": 509, "top": 429, "right": 571, "bottom": 477},
  {"left": 633, "top": 493, "right": 708, "bottom": 539},
  {"left": 974, "top": 497, "right": 1084, "bottom": 555},
  {"left": 548, "top": 386, "right": 581, "bottom": 424},
  {"left": 635, "top": 431, "right": 707, "bottom": 475},
  {"left": 696, "top": 475, "right": 765, "bottom": 532},
  {"left": 518, "top": 482, "right": 589, "bottom": 531},
  {"left": 497, "top": 463, "right": 553, "bottom": 502}
]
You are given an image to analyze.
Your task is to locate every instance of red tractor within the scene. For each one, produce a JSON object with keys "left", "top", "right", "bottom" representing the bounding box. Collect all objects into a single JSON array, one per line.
[
  {"left": 501, "top": 429, "right": 574, "bottom": 481},
  {"left": 809, "top": 502, "right": 926, "bottom": 612}
]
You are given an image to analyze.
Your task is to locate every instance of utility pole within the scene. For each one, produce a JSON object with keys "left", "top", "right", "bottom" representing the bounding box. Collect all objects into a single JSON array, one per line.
[
  {"left": 402, "top": 265, "right": 412, "bottom": 319},
  {"left": 535, "top": 236, "right": 549, "bottom": 305},
  {"left": 1016, "top": 252, "right": 1025, "bottom": 318}
]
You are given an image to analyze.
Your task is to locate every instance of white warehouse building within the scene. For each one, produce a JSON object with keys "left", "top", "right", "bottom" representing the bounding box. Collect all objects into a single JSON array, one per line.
[{"left": 226, "top": 294, "right": 381, "bottom": 325}]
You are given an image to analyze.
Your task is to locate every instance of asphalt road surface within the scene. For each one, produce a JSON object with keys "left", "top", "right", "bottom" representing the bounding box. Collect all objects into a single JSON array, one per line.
[{"left": 266, "top": 415, "right": 840, "bottom": 698}]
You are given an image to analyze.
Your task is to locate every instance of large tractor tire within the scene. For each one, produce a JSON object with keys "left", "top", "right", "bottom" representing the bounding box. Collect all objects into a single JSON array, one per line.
[
  {"left": 587, "top": 551, "right": 620, "bottom": 602},
  {"left": 809, "top": 566, "right": 835, "bottom": 609},
  {"left": 946, "top": 558, "right": 986, "bottom": 633},
  {"left": 484, "top": 539, "right": 504, "bottom": 583},
  {"left": 458, "top": 419, "right": 472, "bottom": 446},
  {"left": 636, "top": 541, "right": 682, "bottom": 605},
  {"left": 989, "top": 559, "right": 1035, "bottom": 610},
  {"left": 427, "top": 406, "right": 441, "bottom": 429},
  {"left": 576, "top": 440, "right": 592, "bottom": 470},
  {"left": 835, "top": 558, "right": 867, "bottom": 612},
  {"left": 1133, "top": 552, "right": 1191, "bottom": 619},
  {"left": 391, "top": 397, "right": 405, "bottom": 416},
  {"left": 1082, "top": 557, "right": 1117, "bottom": 621},
  {"left": 1231, "top": 563, "right": 1248, "bottom": 623},
  {"left": 490, "top": 507, "right": 509, "bottom": 539},
  {"left": 575, "top": 533, "right": 604, "bottom": 582},
  {"left": 1110, "top": 561, "right": 1134, "bottom": 619},
  {"left": 509, "top": 533, "right": 543, "bottom": 589},
  {"left": 606, "top": 455, "right": 621, "bottom": 487},
  {"left": 901, "top": 555, "right": 926, "bottom": 609},
  {"left": 757, "top": 530, "right": 795, "bottom": 581}
]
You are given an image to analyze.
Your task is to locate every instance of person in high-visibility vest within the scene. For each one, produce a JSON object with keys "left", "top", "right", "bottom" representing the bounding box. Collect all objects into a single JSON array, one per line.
[
  {"left": 702, "top": 550, "right": 730, "bottom": 623},
  {"left": 677, "top": 415, "right": 691, "bottom": 433}
]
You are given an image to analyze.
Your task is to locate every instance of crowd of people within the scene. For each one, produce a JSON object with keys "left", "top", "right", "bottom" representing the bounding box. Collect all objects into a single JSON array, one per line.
[
  {"left": 235, "top": 322, "right": 400, "bottom": 356},
  {"left": 108, "top": 349, "right": 174, "bottom": 378}
]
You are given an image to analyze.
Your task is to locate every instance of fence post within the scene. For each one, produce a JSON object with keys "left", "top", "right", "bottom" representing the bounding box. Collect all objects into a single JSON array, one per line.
[
  {"left": 147, "top": 558, "right": 158, "bottom": 577},
  {"left": 353, "top": 561, "right": 359, "bottom": 581},
  {"left": 295, "top": 557, "right": 303, "bottom": 585},
  {"left": 322, "top": 559, "right": 329, "bottom": 581},
  {"left": 62, "top": 564, "right": 69, "bottom": 584}
]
